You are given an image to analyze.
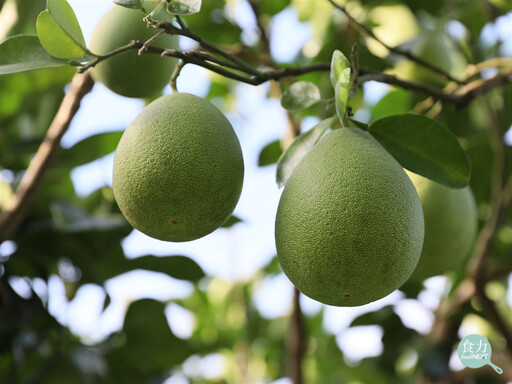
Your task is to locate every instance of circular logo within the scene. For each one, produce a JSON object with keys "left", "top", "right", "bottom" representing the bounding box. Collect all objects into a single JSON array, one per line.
[{"left": 457, "top": 334, "right": 503, "bottom": 374}]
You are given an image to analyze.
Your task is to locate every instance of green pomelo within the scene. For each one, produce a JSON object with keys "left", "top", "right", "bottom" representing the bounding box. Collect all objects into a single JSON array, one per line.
[
  {"left": 113, "top": 93, "right": 244, "bottom": 242},
  {"left": 275, "top": 128, "right": 424, "bottom": 306},
  {"left": 90, "top": 6, "right": 179, "bottom": 98},
  {"left": 407, "top": 171, "right": 477, "bottom": 280}
]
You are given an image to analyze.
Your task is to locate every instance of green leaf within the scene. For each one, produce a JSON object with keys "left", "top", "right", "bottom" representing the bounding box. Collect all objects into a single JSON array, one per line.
[
  {"left": 263, "top": 256, "right": 282, "bottom": 275},
  {"left": 259, "top": 0, "right": 290, "bottom": 15},
  {"left": 258, "top": 140, "right": 283, "bottom": 167},
  {"left": 60, "top": 131, "right": 123, "bottom": 168},
  {"left": 113, "top": 0, "right": 142, "bottom": 9},
  {"left": 36, "top": 11, "right": 85, "bottom": 59},
  {"left": 330, "top": 50, "right": 350, "bottom": 88},
  {"left": 47, "top": 0, "right": 87, "bottom": 46},
  {"left": 281, "top": 81, "right": 321, "bottom": 111},
  {"left": 330, "top": 50, "right": 351, "bottom": 123},
  {"left": 128, "top": 255, "right": 205, "bottom": 281},
  {"left": 276, "top": 116, "right": 337, "bottom": 187},
  {"left": 222, "top": 215, "right": 242, "bottom": 228},
  {"left": 185, "top": 0, "right": 242, "bottom": 45},
  {"left": 370, "top": 89, "right": 412, "bottom": 123},
  {"left": 348, "top": 118, "right": 369, "bottom": 131},
  {"left": 369, "top": 114, "right": 470, "bottom": 188},
  {"left": 105, "top": 299, "right": 193, "bottom": 378},
  {"left": 167, "top": 0, "right": 201, "bottom": 15},
  {"left": 0, "top": 35, "right": 70, "bottom": 74},
  {"left": 36, "top": 0, "right": 87, "bottom": 59}
]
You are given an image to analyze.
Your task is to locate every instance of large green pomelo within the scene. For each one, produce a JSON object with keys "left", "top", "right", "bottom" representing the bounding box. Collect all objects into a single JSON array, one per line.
[
  {"left": 90, "top": 6, "right": 179, "bottom": 98},
  {"left": 407, "top": 171, "right": 477, "bottom": 280},
  {"left": 113, "top": 93, "right": 244, "bottom": 242},
  {"left": 275, "top": 128, "right": 424, "bottom": 306}
]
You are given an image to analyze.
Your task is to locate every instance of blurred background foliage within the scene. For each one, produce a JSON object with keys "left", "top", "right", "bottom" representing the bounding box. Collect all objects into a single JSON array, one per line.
[{"left": 1, "top": 0, "right": 512, "bottom": 383}]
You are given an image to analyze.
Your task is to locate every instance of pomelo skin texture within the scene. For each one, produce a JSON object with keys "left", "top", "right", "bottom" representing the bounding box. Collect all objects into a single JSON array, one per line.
[
  {"left": 113, "top": 93, "right": 244, "bottom": 242},
  {"left": 275, "top": 128, "right": 424, "bottom": 307},
  {"left": 407, "top": 171, "right": 477, "bottom": 281},
  {"left": 90, "top": 6, "right": 179, "bottom": 98}
]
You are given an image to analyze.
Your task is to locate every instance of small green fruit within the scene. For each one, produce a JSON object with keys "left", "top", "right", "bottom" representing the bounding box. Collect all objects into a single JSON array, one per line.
[
  {"left": 275, "top": 128, "right": 424, "bottom": 306},
  {"left": 113, "top": 93, "right": 244, "bottom": 242},
  {"left": 407, "top": 171, "right": 477, "bottom": 280},
  {"left": 90, "top": 6, "right": 179, "bottom": 98}
]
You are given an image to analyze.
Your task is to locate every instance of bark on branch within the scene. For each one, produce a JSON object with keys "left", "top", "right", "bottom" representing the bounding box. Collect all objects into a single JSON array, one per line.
[
  {"left": 0, "top": 72, "right": 94, "bottom": 243},
  {"left": 288, "top": 288, "right": 305, "bottom": 384}
]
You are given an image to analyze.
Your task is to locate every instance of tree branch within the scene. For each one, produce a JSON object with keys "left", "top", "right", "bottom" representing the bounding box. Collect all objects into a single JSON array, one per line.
[
  {"left": 471, "top": 97, "right": 512, "bottom": 355},
  {"left": 150, "top": 42, "right": 331, "bottom": 84},
  {"left": 0, "top": 72, "right": 94, "bottom": 243},
  {"left": 157, "top": 20, "right": 262, "bottom": 77},
  {"left": 79, "top": 22, "right": 512, "bottom": 110},
  {"left": 287, "top": 288, "right": 304, "bottom": 384},
  {"left": 247, "top": 0, "right": 271, "bottom": 57},
  {"left": 475, "top": 284, "right": 512, "bottom": 355},
  {"left": 431, "top": 95, "right": 512, "bottom": 355},
  {"left": 79, "top": 41, "right": 137, "bottom": 72},
  {"left": 137, "top": 29, "right": 167, "bottom": 55},
  {"left": 160, "top": 48, "right": 256, "bottom": 83},
  {"left": 468, "top": 97, "right": 506, "bottom": 280},
  {"left": 326, "top": 0, "right": 464, "bottom": 84},
  {"left": 170, "top": 59, "right": 185, "bottom": 93},
  {"left": 349, "top": 43, "right": 359, "bottom": 97},
  {"left": 465, "top": 57, "right": 512, "bottom": 79},
  {"left": 357, "top": 69, "right": 512, "bottom": 108}
]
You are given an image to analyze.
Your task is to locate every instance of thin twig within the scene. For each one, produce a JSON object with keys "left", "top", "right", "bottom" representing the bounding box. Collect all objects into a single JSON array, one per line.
[
  {"left": 357, "top": 70, "right": 512, "bottom": 108},
  {"left": 467, "top": 97, "right": 505, "bottom": 280},
  {"left": 327, "top": 0, "right": 464, "bottom": 84},
  {"left": 187, "top": 50, "right": 245, "bottom": 71},
  {"left": 170, "top": 59, "right": 185, "bottom": 93},
  {"left": 349, "top": 43, "right": 359, "bottom": 97},
  {"left": 476, "top": 284, "right": 512, "bottom": 356},
  {"left": 138, "top": 30, "right": 167, "bottom": 55},
  {"left": 255, "top": 63, "right": 331, "bottom": 84},
  {"left": 79, "top": 41, "right": 139, "bottom": 72},
  {"left": 357, "top": 71, "right": 457, "bottom": 103},
  {"left": 247, "top": 0, "right": 271, "bottom": 54},
  {"left": 0, "top": 72, "right": 94, "bottom": 243},
  {"left": 174, "top": 15, "right": 187, "bottom": 30},
  {"left": 160, "top": 48, "right": 255, "bottom": 83},
  {"left": 465, "top": 57, "right": 512, "bottom": 79},
  {"left": 158, "top": 21, "right": 262, "bottom": 76},
  {"left": 160, "top": 44, "right": 331, "bottom": 84},
  {"left": 412, "top": 96, "right": 435, "bottom": 114}
]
